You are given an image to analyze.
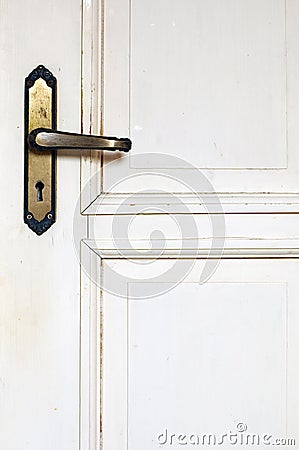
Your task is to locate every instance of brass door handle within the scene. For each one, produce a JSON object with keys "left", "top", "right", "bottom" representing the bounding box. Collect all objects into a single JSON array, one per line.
[
  {"left": 28, "top": 128, "right": 131, "bottom": 152},
  {"left": 24, "top": 64, "right": 131, "bottom": 236}
]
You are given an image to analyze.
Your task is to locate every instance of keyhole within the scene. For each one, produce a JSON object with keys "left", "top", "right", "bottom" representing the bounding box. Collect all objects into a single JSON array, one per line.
[{"left": 35, "top": 181, "right": 44, "bottom": 202}]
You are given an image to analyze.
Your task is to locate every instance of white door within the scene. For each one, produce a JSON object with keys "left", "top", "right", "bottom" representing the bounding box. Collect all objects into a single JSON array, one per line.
[{"left": 2, "top": 2, "right": 299, "bottom": 450}]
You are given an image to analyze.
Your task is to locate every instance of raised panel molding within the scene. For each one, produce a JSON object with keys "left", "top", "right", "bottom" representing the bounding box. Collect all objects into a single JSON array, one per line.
[
  {"left": 81, "top": 0, "right": 299, "bottom": 199},
  {"left": 83, "top": 238, "right": 299, "bottom": 259},
  {"left": 101, "top": 0, "right": 299, "bottom": 194}
]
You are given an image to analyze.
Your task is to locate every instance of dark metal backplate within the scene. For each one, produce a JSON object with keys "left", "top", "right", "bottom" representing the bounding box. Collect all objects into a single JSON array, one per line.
[{"left": 24, "top": 65, "right": 57, "bottom": 235}]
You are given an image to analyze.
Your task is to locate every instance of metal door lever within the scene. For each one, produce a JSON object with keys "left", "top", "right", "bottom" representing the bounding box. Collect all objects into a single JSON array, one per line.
[
  {"left": 24, "top": 64, "right": 131, "bottom": 236},
  {"left": 29, "top": 128, "right": 131, "bottom": 152}
]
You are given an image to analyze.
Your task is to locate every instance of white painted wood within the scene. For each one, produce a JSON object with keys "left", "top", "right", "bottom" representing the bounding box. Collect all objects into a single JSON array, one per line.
[
  {"left": 80, "top": 1, "right": 299, "bottom": 449},
  {"left": 100, "top": 259, "right": 299, "bottom": 450},
  {"left": 81, "top": 0, "right": 103, "bottom": 211},
  {"left": 3, "top": 1, "right": 297, "bottom": 450},
  {"left": 130, "top": 0, "right": 286, "bottom": 169},
  {"left": 85, "top": 213, "right": 299, "bottom": 250},
  {"left": 84, "top": 193, "right": 299, "bottom": 214},
  {"left": 96, "top": 0, "right": 299, "bottom": 195},
  {"left": 80, "top": 243, "right": 102, "bottom": 450},
  {"left": 83, "top": 237, "right": 299, "bottom": 259},
  {"left": 128, "top": 283, "right": 285, "bottom": 446},
  {"left": 0, "top": 1, "right": 85, "bottom": 450}
]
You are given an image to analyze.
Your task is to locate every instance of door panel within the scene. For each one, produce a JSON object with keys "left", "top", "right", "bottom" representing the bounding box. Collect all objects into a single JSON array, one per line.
[
  {"left": 130, "top": 0, "right": 286, "bottom": 169},
  {"left": 127, "top": 283, "right": 286, "bottom": 448},
  {"left": 97, "top": 0, "right": 299, "bottom": 194},
  {"left": 100, "top": 258, "right": 299, "bottom": 450}
]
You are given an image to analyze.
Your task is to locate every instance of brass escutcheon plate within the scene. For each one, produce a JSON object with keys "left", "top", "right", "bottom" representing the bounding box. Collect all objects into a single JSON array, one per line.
[{"left": 24, "top": 65, "right": 56, "bottom": 235}]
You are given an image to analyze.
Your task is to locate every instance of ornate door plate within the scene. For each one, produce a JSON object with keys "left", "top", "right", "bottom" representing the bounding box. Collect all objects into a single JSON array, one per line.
[{"left": 24, "top": 65, "right": 56, "bottom": 235}]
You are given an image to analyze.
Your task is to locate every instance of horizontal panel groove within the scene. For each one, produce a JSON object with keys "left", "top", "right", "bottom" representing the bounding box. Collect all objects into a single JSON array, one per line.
[{"left": 82, "top": 193, "right": 299, "bottom": 215}]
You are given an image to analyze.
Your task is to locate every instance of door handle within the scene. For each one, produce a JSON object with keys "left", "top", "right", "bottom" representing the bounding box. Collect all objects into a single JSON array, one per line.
[
  {"left": 24, "top": 65, "right": 131, "bottom": 236},
  {"left": 28, "top": 128, "right": 131, "bottom": 152}
]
